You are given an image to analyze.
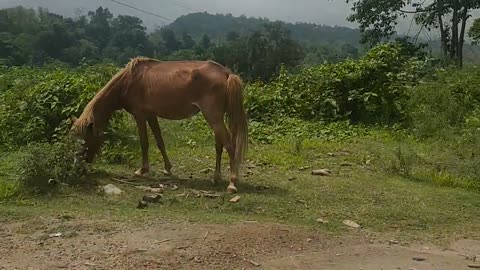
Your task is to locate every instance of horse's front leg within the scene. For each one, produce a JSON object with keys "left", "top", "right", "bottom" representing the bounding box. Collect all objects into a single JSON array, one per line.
[{"left": 134, "top": 115, "right": 150, "bottom": 176}]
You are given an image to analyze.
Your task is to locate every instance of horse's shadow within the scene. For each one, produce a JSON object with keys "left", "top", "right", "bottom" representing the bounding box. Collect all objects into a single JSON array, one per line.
[{"left": 91, "top": 169, "right": 287, "bottom": 196}]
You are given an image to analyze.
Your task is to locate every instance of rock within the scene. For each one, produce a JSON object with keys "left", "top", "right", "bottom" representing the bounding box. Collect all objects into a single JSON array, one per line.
[
  {"left": 142, "top": 194, "right": 162, "bottom": 203},
  {"left": 327, "top": 153, "right": 335, "bottom": 157},
  {"left": 389, "top": 240, "right": 400, "bottom": 245},
  {"left": 229, "top": 195, "right": 241, "bottom": 203},
  {"left": 312, "top": 169, "right": 331, "bottom": 176},
  {"left": 316, "top": 218, "right": 329, "bottom": 224},
  {"left": 48, "top": 232, "right": 63, "bottom": 238},
  {"left": 137, "top": 201, "right": 148, "bottom": 209},
  {"left": 103, "top": 184, "right": 122, "bottom": 195},
  {"left": 412, "top": 257, "right": 426, "bottom": 261},
  {"left": 343, "top": 219, "right": 360, "bottom": 228}
]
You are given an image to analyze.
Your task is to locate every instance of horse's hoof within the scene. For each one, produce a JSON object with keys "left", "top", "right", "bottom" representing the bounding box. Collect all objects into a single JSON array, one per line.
[{"left": 227, "top": 184, "right": 238, "bottom": 193}]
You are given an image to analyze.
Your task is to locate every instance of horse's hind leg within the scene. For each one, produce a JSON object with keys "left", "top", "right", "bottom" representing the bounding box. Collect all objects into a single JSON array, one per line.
[
  {"left": 213, "top": 138, "right": 223, "bottom": 184},
  {"left": 134, "top": 115, "right": 150, "bottom": 176},
  {"left": 147, "top": 116, "right": 172, "bottom": 175},
  {"left": 202, "top": 112, "right": 237, "bottom": 193}
]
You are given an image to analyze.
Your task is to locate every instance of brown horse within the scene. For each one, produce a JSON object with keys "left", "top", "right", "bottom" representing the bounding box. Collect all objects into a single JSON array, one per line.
[{"left": 70, "top": 57, "right": 248, "bottom": 193}]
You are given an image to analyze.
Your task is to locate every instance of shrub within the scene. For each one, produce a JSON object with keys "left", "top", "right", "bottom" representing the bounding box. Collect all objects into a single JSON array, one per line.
[
  {"left": 16, "top": 137, "right": 88, "bottom": 194},
  {"left": 406, "top": 67, "right": 480, "bottom": 138},
  {"left": 246, "top": 42, "right": 429, "bottom": 125}
]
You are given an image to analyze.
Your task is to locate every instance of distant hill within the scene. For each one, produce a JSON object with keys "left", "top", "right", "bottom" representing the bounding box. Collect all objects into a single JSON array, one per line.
[{"left": 165, "top": 12, "right": 362, "bottom": 46}]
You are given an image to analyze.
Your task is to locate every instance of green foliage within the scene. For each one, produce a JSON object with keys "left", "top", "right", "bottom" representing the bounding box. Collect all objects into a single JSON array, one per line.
[
  {"left": 469, "top": 18, "right": 480, "bottom": 45},
  {"left": 246, "top": 42, "right": 428, "bottom": 124},
  {"left": 346, "top": 0, "right": 480, "bottom": 66},
  {"left": 0, "top": 64, "right": 118, "bottom": 148},
  {"left": 406, "top": 67, "right": 480, "bottom": 138},
  {"left": 16, "top": 137, "right": 88, "bottom": 194}
]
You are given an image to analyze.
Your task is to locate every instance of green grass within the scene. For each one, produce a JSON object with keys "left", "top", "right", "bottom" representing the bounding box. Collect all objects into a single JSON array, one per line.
[{"left": 1, "top": 118, "right": 480, "bottom": 243}]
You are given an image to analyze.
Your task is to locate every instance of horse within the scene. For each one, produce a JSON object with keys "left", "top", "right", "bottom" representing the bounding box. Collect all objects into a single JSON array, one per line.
[{"left": 69, "top": 57, "right": 248, "bottom": 193}]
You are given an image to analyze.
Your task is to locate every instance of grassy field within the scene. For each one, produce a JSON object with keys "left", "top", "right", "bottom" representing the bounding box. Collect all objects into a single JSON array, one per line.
[{"left": 1, "top": 116, "right": 479, "bottom": 245}]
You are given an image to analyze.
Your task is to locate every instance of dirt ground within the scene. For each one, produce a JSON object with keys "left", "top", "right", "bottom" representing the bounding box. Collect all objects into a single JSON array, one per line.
[{"left": 1, "top": 216, "right": 479, "bottom": 270}]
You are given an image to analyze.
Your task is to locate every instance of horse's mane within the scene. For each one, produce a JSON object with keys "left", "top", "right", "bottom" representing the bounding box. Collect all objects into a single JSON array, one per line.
[{"left": 74, "top": 57, "right": 159, "bottom": 136}]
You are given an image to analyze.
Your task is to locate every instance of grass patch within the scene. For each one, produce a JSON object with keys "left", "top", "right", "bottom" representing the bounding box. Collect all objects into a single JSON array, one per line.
[{"left": 1, "top": 123, "right": 479, "bottom": 243}]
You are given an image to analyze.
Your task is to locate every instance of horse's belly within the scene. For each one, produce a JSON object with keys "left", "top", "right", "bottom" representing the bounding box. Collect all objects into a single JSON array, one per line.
[{"left": 150, "top": 103, "right": 200, "bottom": 120}]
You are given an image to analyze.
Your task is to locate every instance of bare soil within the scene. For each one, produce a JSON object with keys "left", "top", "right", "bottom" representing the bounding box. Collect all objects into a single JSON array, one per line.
[{"left": 1, "top": 216, "right": 479, "bottom": 270}]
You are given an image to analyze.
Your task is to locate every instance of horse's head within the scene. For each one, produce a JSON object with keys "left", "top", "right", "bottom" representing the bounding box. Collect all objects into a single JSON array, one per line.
[{"left": 69, "top": 116, "right": 103, "bottom": 163}]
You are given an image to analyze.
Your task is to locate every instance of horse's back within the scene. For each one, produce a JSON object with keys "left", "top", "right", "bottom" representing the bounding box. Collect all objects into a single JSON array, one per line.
[{"left": 120, "top": 59, "right": 231, "bottom": 119}]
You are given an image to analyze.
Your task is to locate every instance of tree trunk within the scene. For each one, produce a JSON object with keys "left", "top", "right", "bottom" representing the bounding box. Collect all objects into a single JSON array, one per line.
[
  {"left": 450, "top": 2, "right": 459, "bottom": 62},
  {"left": 436, "top": 0, "right": 448, "bottom": 62},
  {"left": 457, "top": 2, "right": 470, "bottom": 68}
]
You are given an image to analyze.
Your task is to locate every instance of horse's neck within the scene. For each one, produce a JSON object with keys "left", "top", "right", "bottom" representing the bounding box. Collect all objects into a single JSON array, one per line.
[{"left": 90, "top": 90, "right": 120, "bottom": 131}]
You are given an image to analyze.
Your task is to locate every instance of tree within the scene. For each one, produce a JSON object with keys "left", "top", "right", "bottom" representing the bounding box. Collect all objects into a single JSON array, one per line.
[
  {"left": 346, "top": 0, "right": 480, "bottom": 67},
  {"left": 181, "top": 32, "right": 195, "bottom": 49},
  {"left": 201, "top": 33, "right": 212, "bottom": 49},
  {"left": 469, "top": 18, "right": 480, "bottom": 44},
  {"left": 226, "top": 31, "right": 240, "bottom": 42},
  {"left": 160, "top": 28, "right": 181, "bottom": 53},
  {"left": 110, "top": 15, "right": 152, "bottom": 58},
  {"left": 86, "top": 7, "right": 113, "bottom": 51}
]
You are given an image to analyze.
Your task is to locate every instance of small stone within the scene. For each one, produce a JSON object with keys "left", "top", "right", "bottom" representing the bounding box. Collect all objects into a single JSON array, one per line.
[
  {"left": 137, "top": 201, "right": 148, "bottom": 209},
  {"left": 468, "top": 264, "right": 480, "bottom": 269},
  {"left": 343, "top": 219, "right": 360, "bottom": 228},
  {"left": 412, "top": 257, "right": 426, "bottom": 261},
  {"left": 316, "top": 218, "right": 329, "bottom": 224},
  {"left": 103, "top": 184, "right": 122, "bottom": 195},
  {"left": 328, "top": 153, "right": 335, "bottom": 157},
  {"left": 171, "top": 184, "right": 179, "bottom": 191},
  {"left": 341, "top": 162, "right": 353, "bottom": 167},
  {"left": 193, "top": 256, "right": 201, "bottom": 263},
  {"left": 389, "top": 240, "right": 400, "bottom": 245},
  {"left": 307, "top": 238, "right": 313, "bottom": 242},
  {"left": 48, "top": 232, "right": 63, "bottom": 238},
  {"left": 142, "top": 194, "right": 162, "bottom": 203},
  {"left": 288, "top": 176, "right": 297, "bottom": 181},
  {"left": 229, "top": 195, "right": 241, "bottom": 203},
  {"left": 312, "top": 169, "right": 331, "bottom": 176}
]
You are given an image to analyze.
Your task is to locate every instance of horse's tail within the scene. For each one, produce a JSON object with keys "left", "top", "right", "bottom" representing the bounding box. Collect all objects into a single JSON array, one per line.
[{"left": 226, "top": 73, "right": 248, "bottom": 173}]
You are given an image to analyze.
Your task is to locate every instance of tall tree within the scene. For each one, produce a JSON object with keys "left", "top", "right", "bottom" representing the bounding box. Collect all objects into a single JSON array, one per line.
[
  {"left": 181, "top": 32, "right": 195, "bottom": 49},
  {"left": 469, "top": 18, "right": 480, "bottom": 44},
  {"left": 86, "top": 7, "right": 113, "bottom": 51},
  {"left": 346, "top": 0, "right": 480, "bottom": 67}
]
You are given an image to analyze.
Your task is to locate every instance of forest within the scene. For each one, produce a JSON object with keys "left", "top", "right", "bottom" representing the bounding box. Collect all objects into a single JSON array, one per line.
[
  {"left": 1, "top": 1, "right": 480, "bottom": 268},
  {"left": 0, "top": 6, "right": 363, "bottom": 81}
]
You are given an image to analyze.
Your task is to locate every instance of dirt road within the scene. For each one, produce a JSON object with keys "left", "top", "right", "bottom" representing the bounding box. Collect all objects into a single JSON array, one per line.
[{"left": 1, "top": 216, "right": 479, "bottom": 270}]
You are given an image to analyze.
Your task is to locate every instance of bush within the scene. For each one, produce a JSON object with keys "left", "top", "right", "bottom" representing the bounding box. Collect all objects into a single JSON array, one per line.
[
  {"left": 0, "top": 63, "right": 118, "bottom": 149},
  {"left": 16, "top": 137, "right": 88, "bottom": 194},
  {"left": 406, "top": 67, "right": 480, "bottom": 138},
  {"left": 246, "top": 42, "right": 429, "bottom": 125}
]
